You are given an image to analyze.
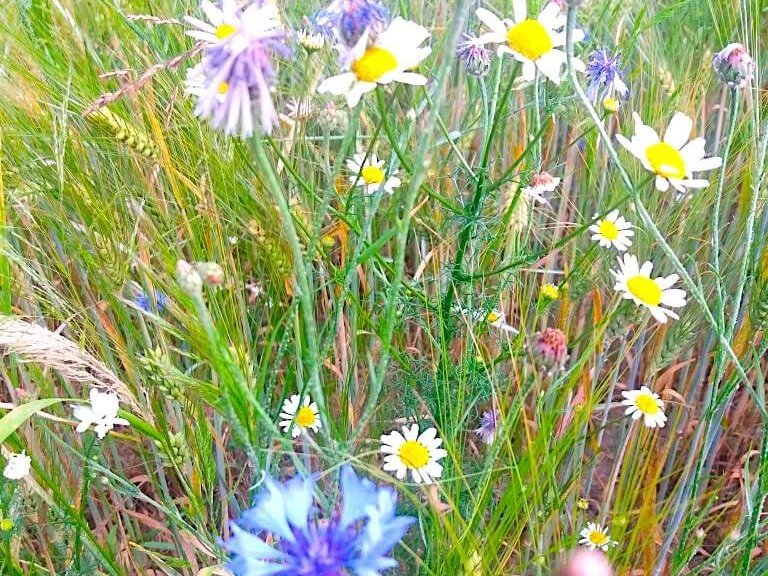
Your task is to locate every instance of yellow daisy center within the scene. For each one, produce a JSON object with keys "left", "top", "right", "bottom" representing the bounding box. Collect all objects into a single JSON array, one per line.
[
  {"left": 361, "top": 165, "right": 385, "bottom": 184},
  {"left": 645, "top": 142, "right": 686, "bottom": 179},
  {"left": 486, "top": 311, "right": 500, "bottom": 323},
  {"left": 635, "top": 393, "right": 660, "bottom": 415},
  {"left": 626, "top": 275, "right": 662, "bottom": 307},
  {"left": 589, "top": 530, "right": 610, "bottom": 546},
  {"left": 598, "top": 219, "right": 620, "bottom": 241},
  {"left": 398, "top": 440, "right": 430, "bottom": 469},
  {"left": 352, "top": 47, "right": 399, "bottom": 83},
  {"left": 215, "top": 23, "right": 237, "bottom": 40},
  {"left": 295, "top": 406, "right": 316, "bottom": 427},
  {"left": 506, "top": 19, "right": 553, "bottom": 61}
]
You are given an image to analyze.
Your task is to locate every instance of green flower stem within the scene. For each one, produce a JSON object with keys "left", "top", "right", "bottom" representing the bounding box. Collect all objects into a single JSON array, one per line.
[
  {"left": 250, "top": 135, "right": 330, "bottom": 440},
  {"left": 353, "top": 0, "right": 472, "bottom": 443},
  {"left": 711, "top": 91, "right": 740, "bottom": 328},
  {"left": 728, "top": 117, "right": 768, "bottom": 339}
]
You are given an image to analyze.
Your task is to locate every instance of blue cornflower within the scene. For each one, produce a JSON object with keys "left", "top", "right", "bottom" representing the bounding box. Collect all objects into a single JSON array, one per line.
[
  {"left": 313, "top": 0, "right": 389, "bottom": 47},
  {"left": 226, "top": 466, "right": 414, "bottom": 576},
  {"left": 584, "top": 49, "right": 628, "bottom": 102},
  {"left": 135, "top": 290, "right": 168, "bottom": 313}
]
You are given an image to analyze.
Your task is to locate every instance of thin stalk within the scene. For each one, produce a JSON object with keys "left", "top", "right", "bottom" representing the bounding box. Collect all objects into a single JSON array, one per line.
[
  {"left": 711, "top": 91, "right": 739, "bottom": 328},
  {"left": 250, "top": 135, "right": 329, "bottom": 439},
  {"left": 353, "top": 0, "right": 472, "bottom": 443}
]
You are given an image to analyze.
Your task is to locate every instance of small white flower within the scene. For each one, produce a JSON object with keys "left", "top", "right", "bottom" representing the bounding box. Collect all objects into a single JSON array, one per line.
[
  {"left": 475, "top": 0, "right": 585, "bottom": 84},
  {"left": 579, "top": 522, "right": 616, "bottom": 551},
  {"left": 185, "top": 0, "right": 246, "bottom": 47},
  {"left": 297, "top": 28, "right": 325, "bottom": 52},
  {"left": 278, "top": 394, "right": 321, "bottom": 438},
  {"left": 184, "top": 62, "right": 207, "bottom": 99},
  {"left": 346, "top": 153, "right": 401, "bottom": 194},
  {"left": 318, "top": 17, "right": 431, "bottom": 107},
  {"left": 3, "top": 451, "right": 31, "bottom": 480},
  {"left": 285, "top": 98, "right": 315, "bottom": 121},
  {"left": 611, "top": 253, "right": 686, "bottom": 323},
  {"left": 589, "top": 210, "right": 634, "bottom": 251},
  {"left": 73, "top": 389, "right": 130, "bottom": 439},
  {"left": 616, "top": 112, "right": 723, "bottom": 193},
  {"left": 380, "top": 424, "right": 447, "bottom": 484},
  {"left": 522, "top": 171, "right": 560, "bottom": 205},
  {"left": 622, "top": 385, "right": 667, "bottom": 428},
  {"left": 484, "top": 309, "right": 519, "bottom": 334}
]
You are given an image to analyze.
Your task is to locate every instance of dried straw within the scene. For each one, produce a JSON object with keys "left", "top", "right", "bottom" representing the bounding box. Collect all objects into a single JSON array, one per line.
[{"left": 0, "top": 316, "right": 137, "bottom": 408}]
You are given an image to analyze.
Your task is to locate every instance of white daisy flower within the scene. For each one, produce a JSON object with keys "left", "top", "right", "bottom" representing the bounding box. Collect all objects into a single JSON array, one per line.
[
  {"left": 380, "top": 424, "right": 447, "bottom": 484},
  {"left": 278, "top": 394, "right": 321, "bottom": 438},
  {"left": 317, "top": 17, "right": 431, "bottom": 107},
  {"left": 475, "top": 1, "right": 585, "bottom": 84},
  {"left": 73, "top": 389, "right": 130, "bottom": 439},
  {"left": 485, "top": 309, "right": 519, "bottom": 334},
  {"left": 621, "top": 385, "right": 667, "bottom": 428},
  {"left": 185, "top": 0, "right": 245, "bottom": 47},
  {"left": 589, "top": 210, "right": 634, "bottom": 251},
  {"left": 611, "top": 253, "right": 686, "bottom": 323},
  {"left": 3, "top": 451, "right": 31, "bottom": 480},
  {"left": 616, "top": 112, "right": 723, "bottom": 193},
  {"left": 522, "top": 171, "right": 560, "bottom": 205},
  {"left": 579, "top": 522, "right": 616, "bottom": 551},
  {"left": 346, "top": 153, "right": 401, "bottom": 194}
]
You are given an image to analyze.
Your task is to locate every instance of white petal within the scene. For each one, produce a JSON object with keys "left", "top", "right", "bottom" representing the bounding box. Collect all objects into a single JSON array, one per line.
[
  {"left": 689, "top": 157, "right": 722, "bottom": 172},
  {"left": 664, "top": 112, "right": 693, "bottom": 149},
  {"left": 394, "top": 72, "right": 428, "bottom": 86},
  {"left": 512, "top": 0, "right": 527, "bottom": 22},
  {"left": 476, "top": 8, "right": 507, "bottom": 34},
  {"left": 317, "top": 73, "right": 356, "bottom": 96},
  {"left": 655, "top": 176, "right": 670, "bottom": 192}
]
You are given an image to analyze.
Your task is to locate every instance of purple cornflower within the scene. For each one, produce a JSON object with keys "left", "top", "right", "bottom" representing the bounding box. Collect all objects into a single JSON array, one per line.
[
  {"left": 456, "top": 33, "right": 491, "bottom": 77},
  {"left": 475, "top": 409, "right": 499, "bottom": 445},
  {"left": 135, "top": 290, "right": 168, "bottom": 313},
  {"left": 186, "top": 1, "right": 290, "bottom": 137},
  {"left": 585, "top": 49, "right": 628, "bottom": 102},
  {"left": 313, "top": 0, "right": 389, "bottom": 47},
  {"left": 225, "top": 466, "right": 414, "bottom": 576},
  {"left": 712, "top": 43, "right": 754, "bottom": 89}
]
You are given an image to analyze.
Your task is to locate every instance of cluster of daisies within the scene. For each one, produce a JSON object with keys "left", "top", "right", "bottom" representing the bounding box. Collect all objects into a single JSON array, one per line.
[{"left": 4, "top": 1, "right": 745, "bottom": 573}]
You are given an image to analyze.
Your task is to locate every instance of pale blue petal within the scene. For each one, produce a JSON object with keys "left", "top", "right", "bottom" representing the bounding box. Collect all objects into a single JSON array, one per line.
[
  {"left": 225, "top": 524, "right": 289, "bottom": 576},
  {"left": 339, "top": 465, "right": 378, "bottom": 529},
  {"left": 240, "top": 479, "right": 295, "bottom": 541}
]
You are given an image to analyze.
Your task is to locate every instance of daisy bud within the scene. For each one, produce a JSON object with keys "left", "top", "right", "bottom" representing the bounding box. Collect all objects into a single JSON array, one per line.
[
  {"left": 712, "top": 43, "right": 754, "bottom": 89},
  {"left": 194, "top": 262, "right": 226, "bottom": 287},
  {"left": 534, "top": 327, "right": 568, "bottom": 366},
  {"left": 176, "top": 260, "right": 203, "bottom": 297}
]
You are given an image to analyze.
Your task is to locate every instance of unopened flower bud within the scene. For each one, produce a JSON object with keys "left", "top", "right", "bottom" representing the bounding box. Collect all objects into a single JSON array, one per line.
[
  {"left": 176, "top": 260, "right": 203, "bottom": 297},
  {"left": 194, "top": 262, "right": 225, "bottom": 287},
  {"left": 712, "top": 43, "right": 754, "bottom": 89}
]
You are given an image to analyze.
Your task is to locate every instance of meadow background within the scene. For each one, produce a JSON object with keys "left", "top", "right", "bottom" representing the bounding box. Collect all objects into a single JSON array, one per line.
[{"left": 0, "top": 0, "right": 767, "bottom": 574}]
